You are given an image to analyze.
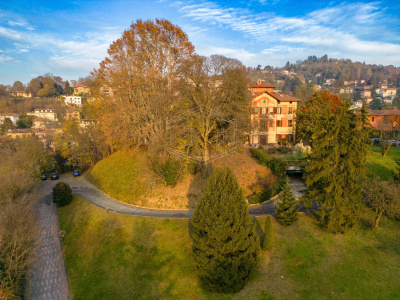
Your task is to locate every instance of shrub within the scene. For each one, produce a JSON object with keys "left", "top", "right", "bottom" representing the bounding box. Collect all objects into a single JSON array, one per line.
[
  {"left": 251, "top": 149, "right": 287, "bottom": 177},
  {"left": 191, "top": 167, "right": 259, "bottom": 293},
  {"left": 52, "top": 182, "right": 73, "bottom": 207},
  {"left": 161, "top": 156, "right": 182, "bottom": 186},
  {"left": 262, "top": 215, "right": 274, "bottom": 251}
]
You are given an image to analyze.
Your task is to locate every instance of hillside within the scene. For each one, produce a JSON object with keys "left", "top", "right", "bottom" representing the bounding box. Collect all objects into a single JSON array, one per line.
[{"left": 87, "top": 148, "right": 273, "bottom": 209}]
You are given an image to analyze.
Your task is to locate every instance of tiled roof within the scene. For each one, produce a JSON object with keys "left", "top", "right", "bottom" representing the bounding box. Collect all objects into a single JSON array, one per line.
[
  {"left": 249, "top": 83, "right": 276, "bottom": 88},
  {"left": 369, "top": 109, "right": 400, "bottom": 116},
  {"left": 266, "top": 92, "right": 302, "bottom": 102},
  {"left": 8, "top": 129, "right": 32, "bottom": 133}
]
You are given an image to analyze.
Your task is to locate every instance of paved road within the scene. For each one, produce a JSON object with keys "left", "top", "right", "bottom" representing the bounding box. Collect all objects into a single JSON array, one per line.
[
  {"left": 39, "top": 173, "right": 315, "bottom": 219},
  {"left": 27, "top": 193, "right": 70, "bottom": 300}
]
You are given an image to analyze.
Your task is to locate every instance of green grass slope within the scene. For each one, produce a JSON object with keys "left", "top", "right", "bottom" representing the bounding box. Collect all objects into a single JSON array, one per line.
[
  {"left": 366, "top": 145, "right": 400, "bottom": 180},
  {"left": 87, "top": 150, "right": 155, "bottom": 206},
  {"left": 59, "top": 196, "right": 400, "bottom": 300}
]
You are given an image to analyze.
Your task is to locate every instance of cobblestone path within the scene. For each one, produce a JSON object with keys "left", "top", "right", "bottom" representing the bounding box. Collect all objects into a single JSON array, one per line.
[{"left": 27, "top": 194, "right": 70, "bottom": 300}]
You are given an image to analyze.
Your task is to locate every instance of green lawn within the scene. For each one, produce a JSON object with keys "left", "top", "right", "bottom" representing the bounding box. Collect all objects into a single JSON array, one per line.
[
  {"left": 59, "top": 196, "right": 400, "bottom": 300},
  {"left": 366, "top": 145, "right": 400, "bottom": 180}
]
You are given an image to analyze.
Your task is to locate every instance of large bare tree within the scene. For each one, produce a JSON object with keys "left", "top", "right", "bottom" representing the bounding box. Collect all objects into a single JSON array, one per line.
[
  {"left": 92, "top": 19, "right": 195, "bottom": 150},
  {"left": 174, "top": 54, "right": 250, "bottom": 169}
]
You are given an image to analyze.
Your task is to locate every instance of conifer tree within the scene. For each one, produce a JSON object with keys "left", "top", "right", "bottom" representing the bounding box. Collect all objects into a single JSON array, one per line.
[
  {"left": 191, "top": 167, "right": 259, "bottom": 293},
  {"left": 262, "top": 215, "right": 274, "bottom": 250},
  {"left": 302, "top": 92, "right": 369, "bottom": 233},
  {"left": 64, "top": 80, "right": 71, "bottom": 95},
  {"left": 275, "top": 177, "right": 298, "bottom": 226}
]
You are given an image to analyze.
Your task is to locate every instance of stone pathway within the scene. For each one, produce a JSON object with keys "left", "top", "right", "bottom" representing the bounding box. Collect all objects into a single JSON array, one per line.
[{"left": 27, "top": 193, "right": 70, "bottom": 300}]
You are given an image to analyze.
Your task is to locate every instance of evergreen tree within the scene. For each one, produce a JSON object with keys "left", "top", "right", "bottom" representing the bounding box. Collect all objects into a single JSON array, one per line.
[
  {"left": 262, "top": 215, "right": 274, "bottom": 250},
  {"left": 64, "top": 80, "right": 71, "bottom": 95},
  {"left": 303, "top": 92, "right": 369, "bottom": 233},
  {"left": 191, "top": 167, "right": 259, "bottom": 293},
  {"left": 275, "top": 177, "right": 298, "bottom": 226}
]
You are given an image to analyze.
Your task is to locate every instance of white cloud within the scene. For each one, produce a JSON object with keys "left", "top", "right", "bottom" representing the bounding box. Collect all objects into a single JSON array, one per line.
[
  {"left": 0, "top": 55, "right": 14, "bottom": 62},
  {"left": 0, "top": 27, "right": 22, "bottom": 40},
  {"left": 176, "top": 1, "right": 400, "bottom": 66}
]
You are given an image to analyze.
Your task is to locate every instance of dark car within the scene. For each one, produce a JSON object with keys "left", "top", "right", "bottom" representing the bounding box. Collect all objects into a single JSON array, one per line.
[
  {"left": 371, "top": 138, "right": 381, "bottom": 145},
  {"left": 40, "top": 173, "right": 47, "bottom": 180},
  {"left": 50, "top": 172, "right": 59, "bottom": 180},
  {"left": 73, "top": 170, "right": 81, "bottom": 177}
]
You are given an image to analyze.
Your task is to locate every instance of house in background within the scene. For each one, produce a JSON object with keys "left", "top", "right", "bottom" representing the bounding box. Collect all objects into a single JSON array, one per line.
[
  {"left": 7, "top": 128, "right": 33, "bottom": 139},
  {"left": 11, "top": 91, "right": 32, "bottom": 98},
  {"left": 0, "top": 113, "right": 19, "bottom": 125},
  {"left": 249, "top": 79, "right": 301, "bottom": 145},
  {"left": 64, "top": 96, "right": 83, "bottom": 107},
  {"left": 368, "top": 110, "right": 400, "bottom": 130},
  {"left": 73, "top": 84, "right": 91, "bottom": 95},
  {"left": 28, "top": 109, "right": 58, "bottom": 121}
]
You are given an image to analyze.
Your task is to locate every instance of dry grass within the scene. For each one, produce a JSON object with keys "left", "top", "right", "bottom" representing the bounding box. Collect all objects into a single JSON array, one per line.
[{"left": 88, "top": 148, "right": 273, "bottom": 209}]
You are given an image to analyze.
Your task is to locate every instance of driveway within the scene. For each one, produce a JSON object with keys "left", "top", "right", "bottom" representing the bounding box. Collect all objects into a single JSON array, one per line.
[{"left": 38, "top": 173, "right": 314, "bottom": 219}]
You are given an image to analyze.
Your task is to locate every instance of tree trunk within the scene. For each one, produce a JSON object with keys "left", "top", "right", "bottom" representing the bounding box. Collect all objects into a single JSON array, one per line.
[{"left": 374, "top": 212, "right": 383, "bottom": 228}]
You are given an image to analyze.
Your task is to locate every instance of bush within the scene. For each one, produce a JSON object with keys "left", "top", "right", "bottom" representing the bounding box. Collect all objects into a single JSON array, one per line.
[
  {"left": 52, "top": 182, "right": 73, "bottom": 207},
  {"left": 161, "top": 156, "right": 182, "bottom": 186},
  {"left": 262, "top": 215, "right": 274, "bottom": 251},
  {"left": 251, "top": 149, "right": 287, "bottom": 176}
]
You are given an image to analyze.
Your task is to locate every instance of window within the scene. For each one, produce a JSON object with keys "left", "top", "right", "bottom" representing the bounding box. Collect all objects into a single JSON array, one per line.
[
  {"left": 262, "top": 99, "right": 267, "bottom": 104},
  {"left": 288, "top": 107, "right": 293, "bottom": 114},
  {"left": 277, "top": 120, "right": 282, "bottom": 127},
  {"left": 269, "top": 107, "right": 274, "bottom": 114},
  {"left": 371, "top": 117, "right": 375, "bottom": 122},
  {"left": 261, "top": 107, "right": 267, "bottom": 115},
  {"left": 288, "top": 120, "right": 293, "bottom": 127},
  {"left": 277, "top": 107, "right": 282, "bottom": 114}
]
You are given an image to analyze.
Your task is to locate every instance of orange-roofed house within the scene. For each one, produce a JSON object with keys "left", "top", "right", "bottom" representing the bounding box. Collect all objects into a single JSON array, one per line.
[
  {"left": 73, "top": 84, "right": 91, "bottom": 95},
  {"left": 368, "top": 110, "right": 400, "bottom": 130},
  {"left": 249, "top": 79, "right": 301, "bottom": 145}
]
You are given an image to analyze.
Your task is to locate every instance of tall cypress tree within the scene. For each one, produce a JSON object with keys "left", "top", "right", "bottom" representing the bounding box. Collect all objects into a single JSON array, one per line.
[
  {"left": 64, "top": 80, "right": 71, "bottom": 95},
  {"left": 303, "top": 93, "right": 369, "bottom": 233},
  {"left": 275, "top": 177, "right": 298, "bottom": 226},
  {"left": 191, "top": 167, "right": 259, "bottom": 293}
]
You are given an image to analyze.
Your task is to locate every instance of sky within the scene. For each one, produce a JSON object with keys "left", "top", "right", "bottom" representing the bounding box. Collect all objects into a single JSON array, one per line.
[{"left": 1, "top": 0, "right": 400, "bottom": 85}]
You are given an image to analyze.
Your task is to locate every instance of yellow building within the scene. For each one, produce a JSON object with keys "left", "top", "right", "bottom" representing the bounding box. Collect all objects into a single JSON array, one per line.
[
  {"left": 7, "top": 129, "right": 33, "bottom": 139},
  {"left": 249, "top": 79, "right": 301, "bottom": 145}
]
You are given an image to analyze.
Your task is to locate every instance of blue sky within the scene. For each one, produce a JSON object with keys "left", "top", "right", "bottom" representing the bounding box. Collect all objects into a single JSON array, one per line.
[{"left": 1, "top": 0, "right": 400, "bottom": 85}]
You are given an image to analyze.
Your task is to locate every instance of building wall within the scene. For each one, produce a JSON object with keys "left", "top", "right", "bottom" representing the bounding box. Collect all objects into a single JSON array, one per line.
[{"left": 249, "top": 94, "right": 297, "bottom": 145}]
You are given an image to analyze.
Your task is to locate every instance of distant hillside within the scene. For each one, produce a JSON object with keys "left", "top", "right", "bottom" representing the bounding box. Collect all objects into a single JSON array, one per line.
[{"left": 248, "top": 54, "right": 400, "bottom": 103}]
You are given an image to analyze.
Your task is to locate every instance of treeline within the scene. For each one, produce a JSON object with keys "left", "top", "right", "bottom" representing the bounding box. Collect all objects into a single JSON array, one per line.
[{"left": 0, "top": 138, "right": 54, "bottom": 299}]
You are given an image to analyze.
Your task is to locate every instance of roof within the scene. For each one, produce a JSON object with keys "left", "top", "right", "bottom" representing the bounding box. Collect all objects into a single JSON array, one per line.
[
  {"left": 8, "top": 129, "right": 32, "bottom": 133},
  {"left": 266, "top": 91, "right": 302, "bottom": 102},
  {"left": 0, "top": 113, "right": 19, "bottom": 117},
  {"left": 369, "top": 110, "right": 400, "bottom": 116},
  {"left": 249, "top": 82, "right": 276, "bottom": 88},
  {"left": 74, "top": 84, "right": 89, "bottom": 88}
]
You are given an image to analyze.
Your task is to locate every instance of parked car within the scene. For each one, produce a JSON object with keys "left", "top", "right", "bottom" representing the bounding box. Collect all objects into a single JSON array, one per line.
[
  {"left": 371, "top": 138, "right": 381, "bottom": 145},
  {"left": 73, "top": 170, "right": 81, "bottom": 177},
  {"left": 50, "top": 172, "right": 59, "bottom": 180},
  {"left": 40, "top": 173, "right": 47, "bottom": 180}
]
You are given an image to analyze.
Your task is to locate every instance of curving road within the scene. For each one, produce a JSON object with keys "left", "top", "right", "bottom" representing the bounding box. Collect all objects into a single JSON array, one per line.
[{"left": 40, "top": 173, "right": 316, "bottom": 218}]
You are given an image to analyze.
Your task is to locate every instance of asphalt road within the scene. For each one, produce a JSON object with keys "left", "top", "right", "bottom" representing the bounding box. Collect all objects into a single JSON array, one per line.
[{"left": 39, "top": 173, "right": 316, "bottom": 219}]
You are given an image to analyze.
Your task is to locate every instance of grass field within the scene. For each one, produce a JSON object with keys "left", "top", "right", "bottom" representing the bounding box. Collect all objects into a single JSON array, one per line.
[
  {"left": 59, "top": 196, "right": 400, "bottom": 300},
  {"left": 366, "top": 145, "right": 400, "bottom": 180}
]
